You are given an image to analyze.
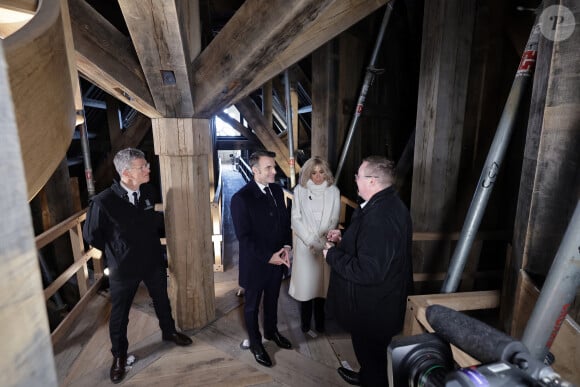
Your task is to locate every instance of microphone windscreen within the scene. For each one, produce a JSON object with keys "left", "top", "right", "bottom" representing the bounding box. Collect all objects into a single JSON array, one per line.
[{"left": 426, "top": 304, "right": 528, "bottom": 364}]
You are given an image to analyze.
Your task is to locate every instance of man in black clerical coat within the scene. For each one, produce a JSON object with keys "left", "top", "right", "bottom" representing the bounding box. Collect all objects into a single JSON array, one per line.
[{"left": 324, "top": 156, "right": 413, "bottom": 387}]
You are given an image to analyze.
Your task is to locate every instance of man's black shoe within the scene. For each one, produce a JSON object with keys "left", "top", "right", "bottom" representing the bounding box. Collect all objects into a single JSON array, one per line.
[
  {"left": 264, "top": 331, "right": 292, "bottom": 349},
  {"left": 110, "top": 356, "right": 127, "bottom": 384},
  {"left": 337, "top": 366, "right": 361, "bottom": 386},
  {"left": 162, "top": 332, "right": 193, "bottom": 346},
  {"left": 250, "top": 344, "right": 272, "bottom": 367}
]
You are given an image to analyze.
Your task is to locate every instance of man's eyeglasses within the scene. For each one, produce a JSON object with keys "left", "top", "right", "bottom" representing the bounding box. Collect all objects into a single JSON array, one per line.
[
  {"left": 130, "top": 162, "right": 150, "bottom": 171},
  {"left": 354, "top": 174, "right": 378, "bottom": 181}
]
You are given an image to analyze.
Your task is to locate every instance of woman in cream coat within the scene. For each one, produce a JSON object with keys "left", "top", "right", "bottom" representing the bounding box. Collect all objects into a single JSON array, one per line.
[{"left": 289, "top": 157, "right": 340, "bottom": 333}]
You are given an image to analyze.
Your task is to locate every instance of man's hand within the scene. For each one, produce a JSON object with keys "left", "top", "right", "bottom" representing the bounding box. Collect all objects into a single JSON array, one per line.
[
  {"left": 322, "top": 242, "right": 334, "bottom": 260},
  {"left": 326, "top": 229, "right": 342, "bottom": 243},
  {"left": 269, "top": 247, "right": 290, "bottom": 268}
]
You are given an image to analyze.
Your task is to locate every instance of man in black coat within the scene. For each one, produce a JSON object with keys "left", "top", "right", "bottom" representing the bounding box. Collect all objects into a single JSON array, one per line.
[
  {"left": 231, "top": 150, "right": 293, "bottom": 367},
  {"left": 324, "top": 156, "right": 413, "bottom": 387},
  {"left": 83, "top": 148, "right": 192, "bottom": 384}
]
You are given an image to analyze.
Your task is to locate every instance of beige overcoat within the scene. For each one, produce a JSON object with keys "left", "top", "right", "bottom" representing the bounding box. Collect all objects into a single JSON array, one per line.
[{"left": 289, "top": 182, "right": 340, "bottom": 301}]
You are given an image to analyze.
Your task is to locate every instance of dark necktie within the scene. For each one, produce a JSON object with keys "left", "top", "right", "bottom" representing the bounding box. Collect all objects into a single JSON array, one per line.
[
  {"left": 264, "top": 186, "right": 277, "bottom": 207},
  {"left": 132, "top": 192, "right": 139, "bottom": 207}
]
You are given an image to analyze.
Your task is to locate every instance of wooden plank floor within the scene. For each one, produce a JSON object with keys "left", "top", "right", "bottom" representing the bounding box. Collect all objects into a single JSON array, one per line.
[
  {"left": 54, "top": 276, "right": 359, "bottom": 386},
  {"left": 54, "top": 165, "right": 359, "bottom": 386}
]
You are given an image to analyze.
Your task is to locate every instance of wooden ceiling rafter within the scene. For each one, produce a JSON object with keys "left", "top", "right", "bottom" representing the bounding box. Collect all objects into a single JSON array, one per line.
[
  {"left": 191, "top": 0, "right": 389, "bottom": 118},
  {"left": 216, "top": 111, "right": 261, "bottom": 145},
  {"left": 191, "top": 0, "right": 337, "bottom": 118},
  {"left": 117, "top": 0, "right": 199, "bottom": 118},
  {"left": 68, "top": 0, "right": 160, "bottom": 118},
  {"left": 235, "top": 97, "right": 300, "bottom": 177}
]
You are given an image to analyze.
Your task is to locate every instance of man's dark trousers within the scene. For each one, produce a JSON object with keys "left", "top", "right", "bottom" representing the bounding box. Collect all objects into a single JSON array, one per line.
[
  {"left": 108, "top": 265, "right": 175, "bottom": 357},
  {"left": 350, "top": 324, "right": 392, "bottom": 387},
  {"left": 244, "top": 268, "right": 283, "bottom": 347}
]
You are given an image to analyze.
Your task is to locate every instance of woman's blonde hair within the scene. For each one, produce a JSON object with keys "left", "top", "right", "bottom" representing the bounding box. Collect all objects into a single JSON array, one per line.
[{"left": 299, "top": 156, "right": 334, "bottom": 187}]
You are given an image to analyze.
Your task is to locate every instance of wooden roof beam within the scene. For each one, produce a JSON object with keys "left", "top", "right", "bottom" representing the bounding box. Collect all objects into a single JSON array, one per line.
[
  {"left": 235, "top": 97, "right": 300, "bottom": 178},
  {"left": 192, "top": 0, "right": 389, "bottom": 118},
  {"left": 68, "top": 0, "right": 160, "bottom": 118},
  {"left": 191, "top": 0, "right": 335, "bottom": 117},
  {"left": 216, "top": 111, "right": 261, "bottom": 145},
  {"left": 117, "top": 0, "right": 200, "bottom": 117}
]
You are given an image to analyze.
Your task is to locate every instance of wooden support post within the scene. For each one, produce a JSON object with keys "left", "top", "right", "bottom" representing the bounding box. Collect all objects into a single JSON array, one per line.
[
  {"left": 69, "top": 177, "right": 82, "bottom": 213},
  {"left": 32, "top": 159, "right": 76, "bottom": 275},
  {"left": 0, "top": 41, "right": 58, "bottom": 387},
  {"left": 410, "top": 0, "right": 476, "bottom": 273},
  {"left": 513, "top": 0, "right": 580, "bottom": 281},
  {"left": 153, "top": 118, "right": 215, "bottom": 330},
  {"left": 262, "top": 80, "right": 273, "bottom": 130},
  {"left": 506, "top": 0, "right": 580, "bottom": 334},
  {"left": 211, "top": 199, "right": 224, "bottom": 273},
  {"left": 311, "top": 40, "right": 338, "bottom": 164},
  {"left": 291, "top": 87, "right": 299, "bottom": 151}
]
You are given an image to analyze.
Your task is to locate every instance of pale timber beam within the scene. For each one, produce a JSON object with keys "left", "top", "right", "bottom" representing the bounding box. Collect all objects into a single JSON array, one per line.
[
  {"left": 236, "top": 97, "right": 300, "bottom": 178},
  {"left": 0, "top": 0, "right": 36, "bottom": 37},
  {"left": 192, "top": 0, "right": 388, "bottom": 118},
  {"left": 117, "top": 0, "right": 200, "bottom": 117},
  {"left": 0, "top": 41, "right": 58, "bottom": 387},
  {"left": 0, "top": 0, "right": 37, "bottom": 13},
  {"left": 5, "top": 0, "right": 76, "bottom": 199},
  {"left": 153, "top": 118, "right": 215, "bottom": 329},
  {"left": 68, "top": 0, "right": 160, "bottom": 118}
]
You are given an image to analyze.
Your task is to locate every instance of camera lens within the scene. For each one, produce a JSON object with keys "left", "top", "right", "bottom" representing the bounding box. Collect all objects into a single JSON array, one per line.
[
  {"left": 408, "top": 348, "right": 451, "bottom": 387},
  {"left": 388, "top": 333, "right": 454, "bottom": 387}
]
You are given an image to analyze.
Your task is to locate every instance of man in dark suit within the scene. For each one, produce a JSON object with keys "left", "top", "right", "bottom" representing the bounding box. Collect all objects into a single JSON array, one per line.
[
  {"left": 231, "top": 150, "right": 293, "bottom": 367},
  {"left": 83, "top": 148, "right": 192, "bottom": 383},
  {"left": 324, "top": 156, "right": 413, "bottom": 386}
]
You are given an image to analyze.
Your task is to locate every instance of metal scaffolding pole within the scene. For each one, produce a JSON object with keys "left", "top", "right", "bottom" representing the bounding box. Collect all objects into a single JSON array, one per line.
[
  {"left": 284, "top": 69, "right": 296, "bottom": 188},
  {"left": 522, "top": 200, "right": 580, "bottom": 361},
  {"left": 334, "top": 1, "right": 395, "bottom": 183},
  {"left": 77, "top": 109, "right": 95, "bottom": 198},
  {"left": 441, "top": 23, "right": 541, "bottom": 293}
]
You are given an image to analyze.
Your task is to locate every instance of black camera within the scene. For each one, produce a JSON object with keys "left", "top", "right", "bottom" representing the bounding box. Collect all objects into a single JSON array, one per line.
[{"left": 387, "top": 305, "right": 574, "bottom": 387}]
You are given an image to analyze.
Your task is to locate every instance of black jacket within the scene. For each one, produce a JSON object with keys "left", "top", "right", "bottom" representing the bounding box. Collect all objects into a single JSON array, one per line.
[
  {"left": 83, "top": 180, "right": 165, "bottom": 279},
  {"left": 231, "top": 180, "right": 292, "bottom": 290},
  {"left": 325, "top": 186, "right": 413, "bottom": 336}
]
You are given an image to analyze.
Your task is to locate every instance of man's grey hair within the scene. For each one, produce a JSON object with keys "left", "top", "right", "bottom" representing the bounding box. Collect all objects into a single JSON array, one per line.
[{"left": 113, "top": 148, "right": 145, "bottom": 175}]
